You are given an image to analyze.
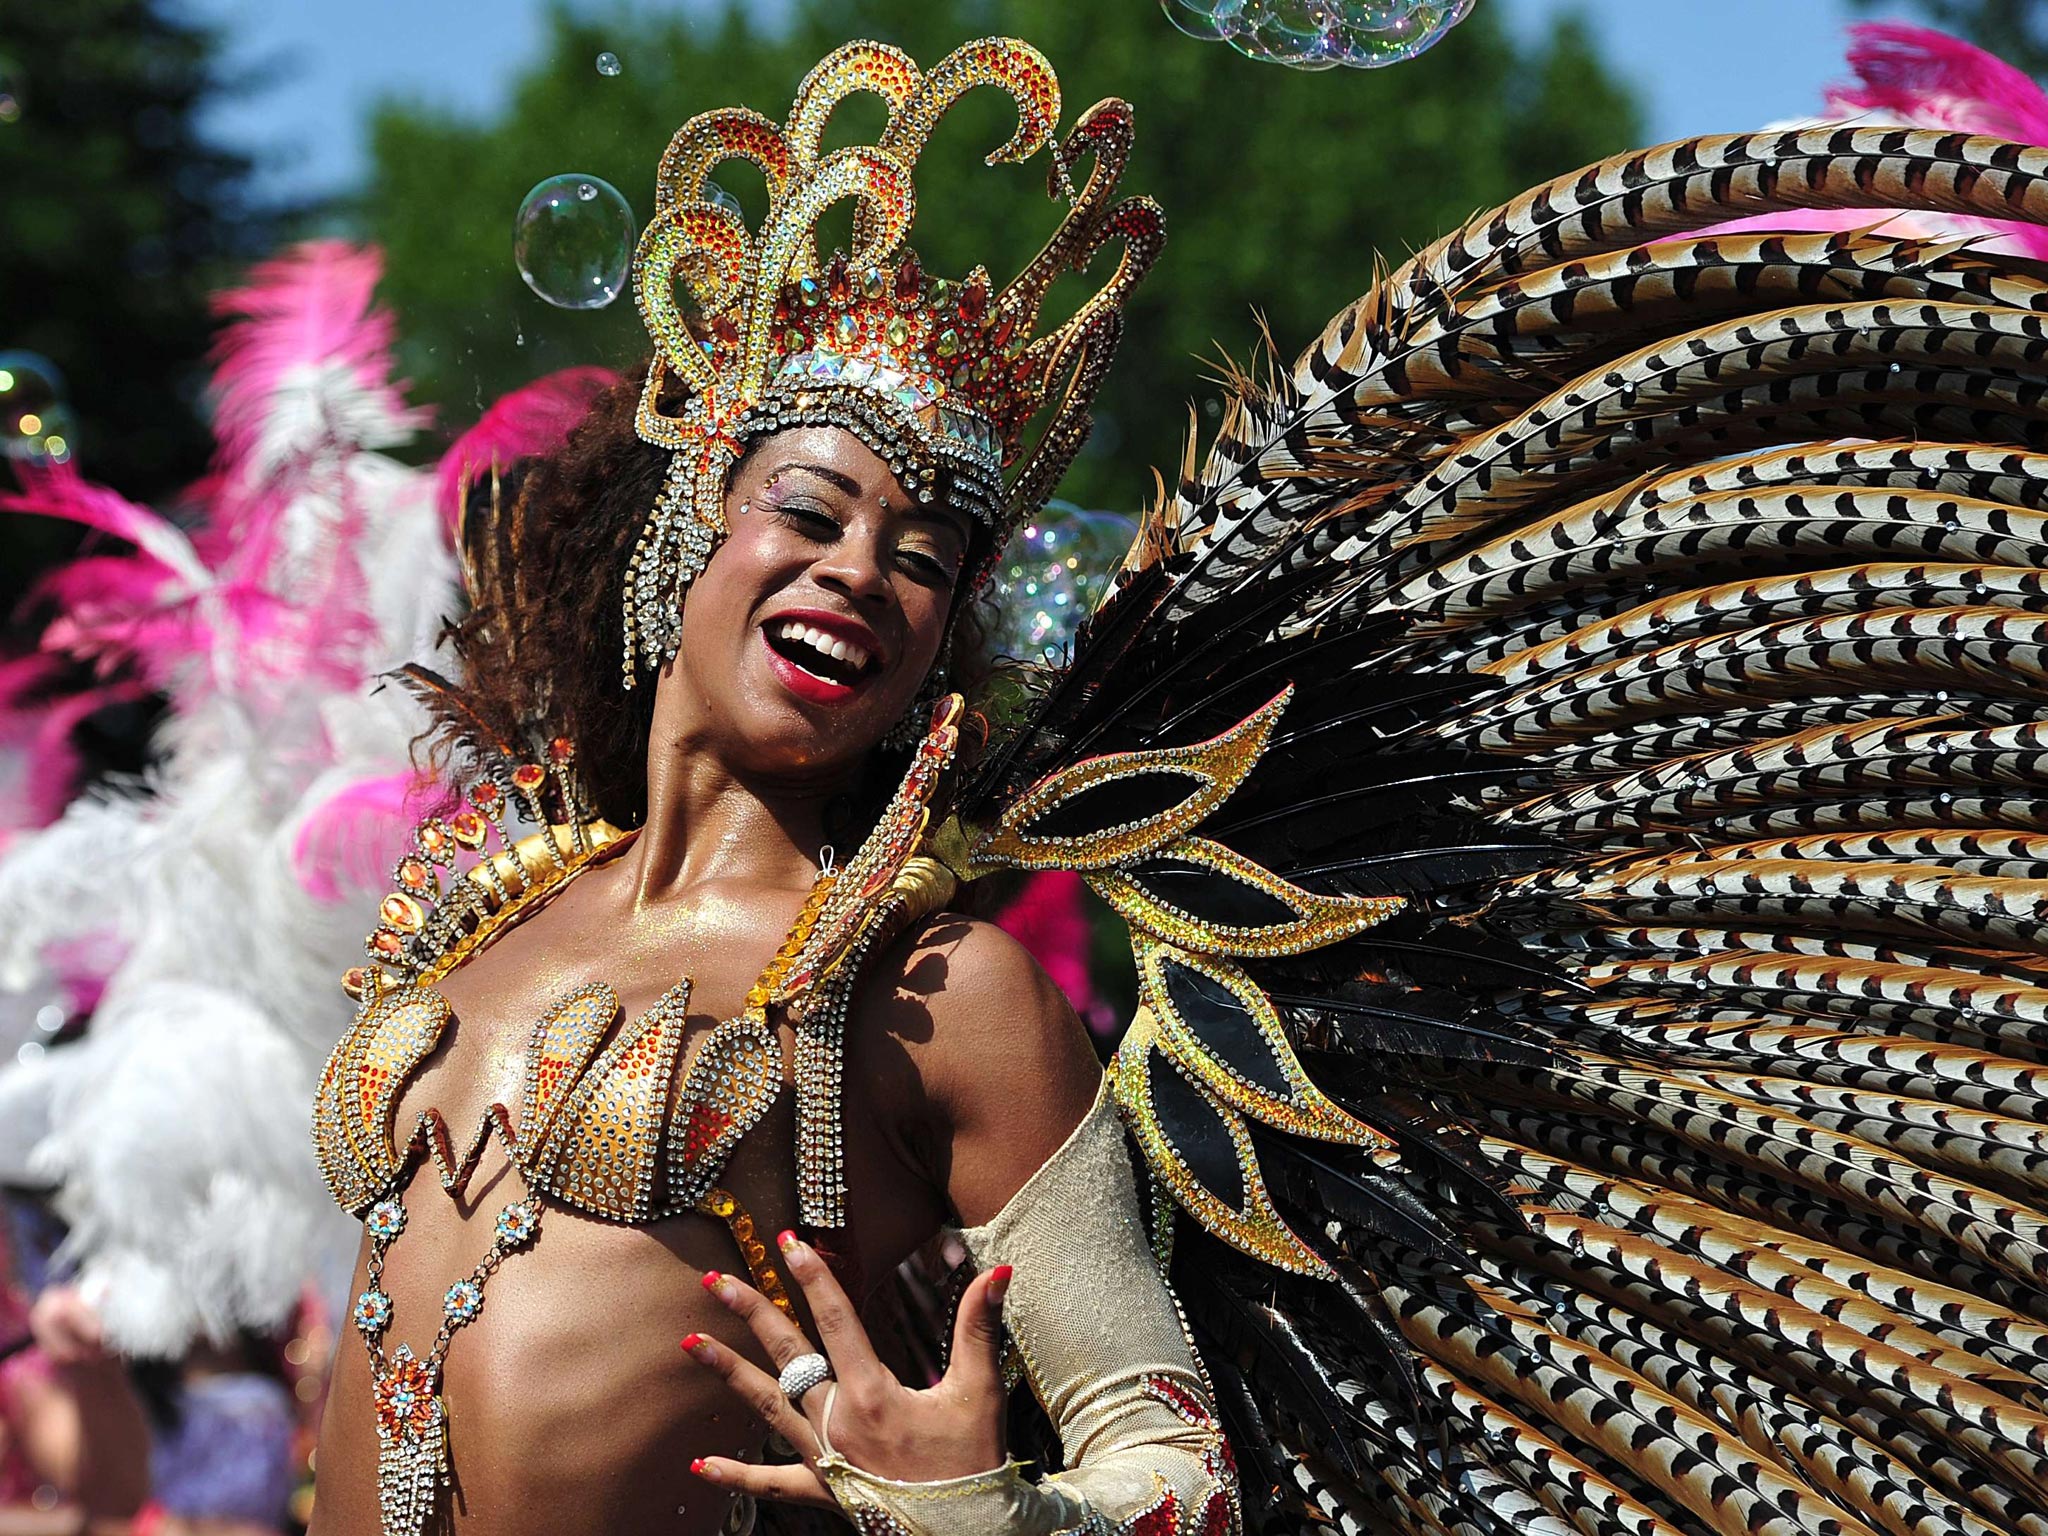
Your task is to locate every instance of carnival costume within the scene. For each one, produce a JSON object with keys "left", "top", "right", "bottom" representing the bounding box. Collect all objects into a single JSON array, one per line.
[{"left": 314, "top": 27, "right": 2048, "bottom": 1536}]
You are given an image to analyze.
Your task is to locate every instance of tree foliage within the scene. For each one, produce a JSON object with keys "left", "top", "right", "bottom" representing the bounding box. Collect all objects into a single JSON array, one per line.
[
  {"left": 0, "top": 0, "right": 282, "bottom": 625},
  {"left": 0, "top": 0, "right": 279, "bottom": 502},
  {"left": 364, "top": 0, "right": 1640, "bottom": 509}
]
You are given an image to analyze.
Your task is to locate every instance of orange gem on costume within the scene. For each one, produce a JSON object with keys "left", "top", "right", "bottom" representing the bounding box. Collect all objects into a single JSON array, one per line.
[
  {"left": 380, "top": 894, "right": 424, "bottom": 933},
  {"left": 548, "top": 736, "right": 575, "bottom": 765},
  {"left": 397, "top": 858, "right": 432, "bottom": 892},
  {"left": 370, "top": 931, "right": 406, "bottom": 960},
  {"left": 374, "top": 1354, "right": 440, "bottom": 1440},
  {"left": 511, "top": 763, "right": 547, "bottom": 792},
  {"left": 448, "top": 811, "right": 488, "bottom": 849},
  {"left": 417, "top": 822, "right": 450, "bottom": 856},
  {"left": 470, "top": 781, "right": 503, "bottom": 811},
  {"left": 342, "top": 967, "right": 372, "bottom": 1001}
]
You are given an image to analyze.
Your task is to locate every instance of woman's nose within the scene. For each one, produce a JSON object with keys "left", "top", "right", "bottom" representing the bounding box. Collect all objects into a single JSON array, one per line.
[{"left": 812, "top": 536, "right": 892, "bottom": 606}]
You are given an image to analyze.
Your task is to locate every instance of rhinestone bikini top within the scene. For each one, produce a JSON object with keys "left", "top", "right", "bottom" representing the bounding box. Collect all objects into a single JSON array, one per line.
[
  {"left": 312, "top": 836, "right": 794, "bottom": 1225},
  {"left": 312, "top": 695, "right": 969, "bottom": 1228}
]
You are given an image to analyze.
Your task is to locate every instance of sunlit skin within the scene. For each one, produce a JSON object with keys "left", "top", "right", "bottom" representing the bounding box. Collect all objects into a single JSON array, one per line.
[{"left": 307, "top": 427, "right": 1105, "bottom": 1535}]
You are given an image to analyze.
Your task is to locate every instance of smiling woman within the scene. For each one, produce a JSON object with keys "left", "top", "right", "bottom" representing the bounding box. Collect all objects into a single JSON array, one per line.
[
  {"left": 304, "top": 21, "right": 2048, "bottom": 1536},
  {"left": 305, "top": 34, "right": 1235, "bottom": 1536}
]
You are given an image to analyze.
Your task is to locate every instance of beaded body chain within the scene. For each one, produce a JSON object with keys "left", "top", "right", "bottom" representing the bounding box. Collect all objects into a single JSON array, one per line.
[{"left": 353, "top": 1193, "right": 542, "bottom": 1534}]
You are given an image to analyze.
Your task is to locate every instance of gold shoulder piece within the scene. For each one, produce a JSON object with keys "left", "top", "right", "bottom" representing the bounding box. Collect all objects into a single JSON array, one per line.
[
  {"left": 968, "top": 686, "right": 1291, "bottom": 874},
  {"left": 1110, "top": 1008, "right": 1332, "bottom": 1279}
]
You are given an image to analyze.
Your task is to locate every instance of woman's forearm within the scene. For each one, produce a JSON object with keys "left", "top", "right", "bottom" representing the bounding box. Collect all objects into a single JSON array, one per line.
[{"left": 822, "top": 1080, "right": 1240, "bottom": 1534}]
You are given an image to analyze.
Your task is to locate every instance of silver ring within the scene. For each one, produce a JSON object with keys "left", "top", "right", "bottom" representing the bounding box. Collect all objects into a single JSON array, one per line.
[{"left": 777, "top": 1351, "right": 832, "bottom": 1404}]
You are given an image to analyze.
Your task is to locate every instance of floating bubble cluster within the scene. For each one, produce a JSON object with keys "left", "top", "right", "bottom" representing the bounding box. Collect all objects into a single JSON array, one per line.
[
  {"left": 595, "top": 51, "right": 622, "bottom": 77},
  {"left": 513, "top": 174, "right": 635, "bottom": 310},
  {"left": 1159, "top": 0, "right": 1474, "bottom": 70},
  {"left": 0, "top": 352, "right": 75, "bottom": 464},
  {"left": 987, "top": 503, "right": 1139, "bottom": 660}
]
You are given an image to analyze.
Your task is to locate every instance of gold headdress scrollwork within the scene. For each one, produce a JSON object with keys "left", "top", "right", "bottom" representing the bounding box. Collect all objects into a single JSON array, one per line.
[{"left": 621, "top": 37, "right": 1163, "bottom": 685}]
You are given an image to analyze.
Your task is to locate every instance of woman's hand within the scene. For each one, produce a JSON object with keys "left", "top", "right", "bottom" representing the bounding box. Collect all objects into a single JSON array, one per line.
[{"left": 678, "top": 1230, "right": 1014, "bottom": 1510}]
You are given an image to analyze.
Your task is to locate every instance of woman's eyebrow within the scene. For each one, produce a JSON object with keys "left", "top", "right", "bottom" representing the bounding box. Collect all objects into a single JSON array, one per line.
[
  {"left": 777, "top": 461, "right": 864, "bottom": 496},
  {"left": 899, "top": 505, "right": 971, "bottom": 539}
]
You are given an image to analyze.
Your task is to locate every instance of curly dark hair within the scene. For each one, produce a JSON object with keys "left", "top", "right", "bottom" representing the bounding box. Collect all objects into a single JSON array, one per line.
[{"left": 429, "top": 363, "right": 1000, "bottom": 849}]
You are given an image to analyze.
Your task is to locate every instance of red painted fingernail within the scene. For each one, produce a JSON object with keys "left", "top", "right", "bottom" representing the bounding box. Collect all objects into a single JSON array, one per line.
[
  {"left": 690, "top": 1458, "right": 707, "bottom": 1476},
  {"left": 990, "top": 1264, "right": 1014, "bottom": 1302},
  {"left": 700, "top": 1271, "right": 722, "bottom": 1291},
  {"left": 680, "top": 1332, "right": 704, "bottom": 1352},
  {"left": 775, "top": 1228, "right": 798, "bottom": 1252}
]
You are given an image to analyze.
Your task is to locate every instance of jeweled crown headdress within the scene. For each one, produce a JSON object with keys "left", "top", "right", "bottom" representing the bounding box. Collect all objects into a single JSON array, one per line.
[{"left": 622, "top": 37, "right": 1163, "bottom": 685}]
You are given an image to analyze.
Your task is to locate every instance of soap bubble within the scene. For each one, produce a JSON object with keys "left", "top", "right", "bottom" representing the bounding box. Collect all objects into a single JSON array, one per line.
[
  {"left": 0, "top": 63, "right": 21, "bottom": 124},
  {"left": 987, "top": 504, "right": 1140, "bottom": 659},
  {"left": 0, "top": 352, "right": 75, "bottom": 464},
  {"left": 513, "top": 174, "right": 635, "bottom": 310},
  {"left": 595, "top": 51, "right": 622, "bottom": 77},
  {"left": 1158, "top": 0, "right": 1474, "bottom": 69}
]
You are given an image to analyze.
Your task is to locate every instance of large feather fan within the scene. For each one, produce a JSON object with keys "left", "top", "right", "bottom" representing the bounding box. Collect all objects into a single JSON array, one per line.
[{"left": 945, "top": 24, "right": 2048, "bottom": 1534}]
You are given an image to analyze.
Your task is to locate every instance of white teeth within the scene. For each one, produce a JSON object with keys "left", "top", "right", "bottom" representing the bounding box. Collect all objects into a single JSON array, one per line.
[{"left": 772, "top": 619, "right": 872, "bottom": 675}]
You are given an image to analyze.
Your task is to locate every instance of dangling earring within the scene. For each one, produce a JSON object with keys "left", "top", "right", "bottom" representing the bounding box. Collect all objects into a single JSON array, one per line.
[{"left": 621, "top": 450, "right": 724, "bottom": 688}]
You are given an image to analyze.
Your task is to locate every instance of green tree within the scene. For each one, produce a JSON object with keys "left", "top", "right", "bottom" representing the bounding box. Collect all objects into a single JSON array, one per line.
[
  {"left": 1855, "top": 0, "right": 2048, "bottom": 78},
  {"left": 364, "top": 0, "right": 1640, "bottom": 510},
  {"left": 0, "top": 0, "right": 283, "bottom": 597}
]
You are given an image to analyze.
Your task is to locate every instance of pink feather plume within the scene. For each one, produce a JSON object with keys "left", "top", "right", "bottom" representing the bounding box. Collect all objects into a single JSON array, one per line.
[
  {"left": 1711, "top": 23, "right": 2048, "bottom": 258},
  {"left": 206, "top": 240, "right": 427, "bottom": 483},
  {"left": 0, "top": 654, "right": 149, "bottom": 838},
  {"left": 434, "top": 366, "right": 617, "bottom": 538},
  {"left": 290, "top": 770, "right": 458, "bottom": 902}
]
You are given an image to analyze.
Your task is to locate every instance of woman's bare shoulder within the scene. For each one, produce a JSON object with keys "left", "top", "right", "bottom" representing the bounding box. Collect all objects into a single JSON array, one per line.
[
  {"left": 885, "top": 909, "right": 1077, "bottom": 1042},
  {"left": 855, "top": 908, "right": 1105, "bottom": 1208}
]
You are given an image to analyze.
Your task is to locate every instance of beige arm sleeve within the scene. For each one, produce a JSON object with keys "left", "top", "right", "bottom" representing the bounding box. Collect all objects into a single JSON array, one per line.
[{"left": 818, "top": 1077, "right": 1241, "bottom": 1535}]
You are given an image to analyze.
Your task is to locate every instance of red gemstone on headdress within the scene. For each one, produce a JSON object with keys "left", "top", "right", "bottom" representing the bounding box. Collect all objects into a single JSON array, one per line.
[
  {"left": 710, "top": 316, "right": 740, "bottom": 348},
  {"left": 449, "top": 811, "right": 488, "bottom": 849},
  {"left": 894, "top": 255, "right": 922, "bottom": 305},
  {"left": 511, "top": 763, "right": 547, "bottom": 792},
  {"left": 991, "top": 314, "right": 1017, "bottom": 349},
  {"left": 958, "top": 283, "right": 987, "bottom": 324},
  {"left": 548, "top": 736, "right": 574, "bottom": 765},
  {"left": 397, "top": 858, "right": 432, "bottom": 892},
  {"left": 470, "top": 781, "right": 503, "bottom": 811},
  {"left": 417, "top": 822, "right": 450, "bottom": 856},
  {"left": 825, "top": 257, "right": 851, "bottom": 305},
  {"left": 371, "top": 931, "right": 406, "bottom": 960}
]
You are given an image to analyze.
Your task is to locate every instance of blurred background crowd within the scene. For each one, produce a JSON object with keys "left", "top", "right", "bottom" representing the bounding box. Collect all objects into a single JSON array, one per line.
[{"left": 1, "top": 0, "right": 2038, "bottom": 1529}]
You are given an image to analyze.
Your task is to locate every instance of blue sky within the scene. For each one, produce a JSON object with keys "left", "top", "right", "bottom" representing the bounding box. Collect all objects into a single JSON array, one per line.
[{"left": 181, "top": 0, "right": 1923, "bottom": 203}]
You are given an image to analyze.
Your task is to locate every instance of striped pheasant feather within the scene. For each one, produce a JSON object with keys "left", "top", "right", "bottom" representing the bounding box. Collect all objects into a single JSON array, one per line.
[{"left": 978, "top": 117, "right": 2048, "bottom": 1534}]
